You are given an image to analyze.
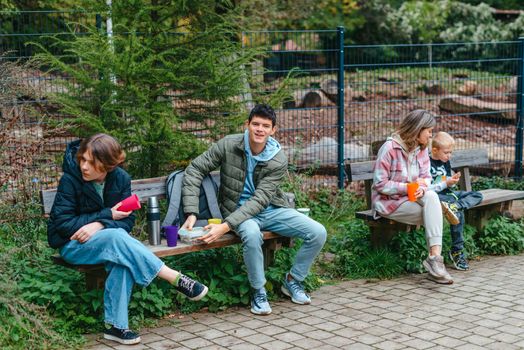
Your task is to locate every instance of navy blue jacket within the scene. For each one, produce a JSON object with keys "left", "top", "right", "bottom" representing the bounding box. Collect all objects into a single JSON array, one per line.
[{"left": 47, "top": 140, "right": 135, "bottom": 248}]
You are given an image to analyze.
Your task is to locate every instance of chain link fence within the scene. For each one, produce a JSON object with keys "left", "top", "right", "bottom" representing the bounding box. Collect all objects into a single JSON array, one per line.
[{"left": 1, "top": 10, "right": 522, "bottom": 196}]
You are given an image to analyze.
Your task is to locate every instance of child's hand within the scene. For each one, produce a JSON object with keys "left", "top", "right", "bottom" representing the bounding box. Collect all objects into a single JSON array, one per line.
[{"left": 446, "top": 172, "right": 460, "bottom": 187}]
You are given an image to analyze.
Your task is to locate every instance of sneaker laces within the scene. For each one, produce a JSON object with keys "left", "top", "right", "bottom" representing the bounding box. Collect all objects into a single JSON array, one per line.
[
  {"left": 288, "top": 279, "right": 306, "bottom": 296},
  {"left": 178, "top": 275, "right": 195, "bottom": 292},
  {"left": 122, "top": 330, "right": 134, "bottom": 337},
  {"left": 253, "top": 290, "right": 268, "bottom": 304}
]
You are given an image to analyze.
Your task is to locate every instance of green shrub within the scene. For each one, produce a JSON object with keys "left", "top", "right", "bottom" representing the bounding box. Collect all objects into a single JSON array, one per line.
[
  {"left": 390, "top": 227, "right": 428, "bottom": 273},
  {"left": 329, "top": 219, "right": 404, "bottom": 279},
  {"left": 477, "top": 216, "right": 524, "bottom": 255},
  {"left": 473, "top": 176, "right": 524, "bottom": 191}
]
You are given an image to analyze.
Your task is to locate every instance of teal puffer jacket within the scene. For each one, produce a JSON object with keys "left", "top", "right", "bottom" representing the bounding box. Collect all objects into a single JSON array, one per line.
[{"left": 182, "top": 133, "right": 289, "bottom": 231}]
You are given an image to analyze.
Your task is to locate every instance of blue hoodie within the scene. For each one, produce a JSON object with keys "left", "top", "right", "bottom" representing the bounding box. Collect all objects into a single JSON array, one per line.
[{"left": 238, "top": 130, "right": 282, "bottom": 206}]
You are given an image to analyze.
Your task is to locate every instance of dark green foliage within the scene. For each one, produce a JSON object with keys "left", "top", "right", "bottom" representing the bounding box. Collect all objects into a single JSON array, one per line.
[
  {"left": 477, "top": 216, "right": 524, "bottom": 255},
  {"left": 390, "top": 228, "right": 428, "bottom": 273},
  {"left": 473, "top": 176, "right": 524, "bottom": 191},
  {"left": 0, "top": 204, "right": 85, "bottom": 349},
  {"left": 330, "top": 220, "right": 404, "bottom": 279}
]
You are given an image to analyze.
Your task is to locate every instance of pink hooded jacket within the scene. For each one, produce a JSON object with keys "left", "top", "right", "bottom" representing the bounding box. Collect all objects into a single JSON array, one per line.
[{"left": 372, "top": 134, "right": 431, "bottom": 217}]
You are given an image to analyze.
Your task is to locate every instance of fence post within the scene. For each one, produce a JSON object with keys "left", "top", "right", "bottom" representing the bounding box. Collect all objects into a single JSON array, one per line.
[
  {"left": 337, "top": 26, "right": 345, "bottom": 189},
  {"left": 96, "top": 13, "right": 102, "bottom": 31},
  {"left": 516, "top": 37, "right": 524, "bottom": 179}
]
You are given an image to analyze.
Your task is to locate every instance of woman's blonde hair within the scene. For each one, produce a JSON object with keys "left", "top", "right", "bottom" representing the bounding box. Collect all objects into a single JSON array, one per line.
[
  {"left": 397, "top": 109, "right": 436, "bottom": 151},
  {"left": 77, "top": 133, "right": 126, "bottom": 172}
]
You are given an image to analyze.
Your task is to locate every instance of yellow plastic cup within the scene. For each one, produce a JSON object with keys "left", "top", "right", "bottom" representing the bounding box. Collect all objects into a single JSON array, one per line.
[{"left": 208, "top": 218, "right": 222, "bottom": 225}]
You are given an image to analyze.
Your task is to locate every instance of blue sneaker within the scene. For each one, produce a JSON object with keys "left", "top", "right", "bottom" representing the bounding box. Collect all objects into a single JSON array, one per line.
[
  {"left": 281, "top": 273, "right": 311, "bottom": 305},
  {"left": 250, "top": 287, "right": 272, "bottom": 315},
  {"left": 448, "top": 250, "right": 470, "bottom": 271}
]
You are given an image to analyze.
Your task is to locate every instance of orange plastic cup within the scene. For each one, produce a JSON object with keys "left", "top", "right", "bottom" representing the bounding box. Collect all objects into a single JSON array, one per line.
[{"left": 407, "top": 182, "right": 419, "bottom": 202}]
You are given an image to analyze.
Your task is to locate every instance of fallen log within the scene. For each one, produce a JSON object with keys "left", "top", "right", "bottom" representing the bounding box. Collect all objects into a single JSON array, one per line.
[{"left": 439, "top": 94, "right": 515, "bottom": 121}]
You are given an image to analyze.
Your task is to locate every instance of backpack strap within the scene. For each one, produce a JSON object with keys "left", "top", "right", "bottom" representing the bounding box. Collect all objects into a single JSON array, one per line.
[
  {"left": 202, "top": 175, "right": 222, "bottom": 220},
  {"left": 162, "top": 171, "right": 184, "bottom": 226}
]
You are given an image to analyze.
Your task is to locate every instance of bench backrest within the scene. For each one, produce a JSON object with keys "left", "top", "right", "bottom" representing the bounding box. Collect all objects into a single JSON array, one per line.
[
  {"left": 347, "top": 148, "right": 489, "bottom": 208},
  {"left": 40, "top": 172, "right": 297, "bottom": 216},
  {"left": 41, "top": 176, "right": 169, "bottom": 216}
]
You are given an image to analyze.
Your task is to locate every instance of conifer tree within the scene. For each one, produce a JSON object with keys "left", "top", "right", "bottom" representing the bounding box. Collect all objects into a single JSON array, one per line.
[{"left": 33, "top": 1, "right": 254, "bottom": 177}]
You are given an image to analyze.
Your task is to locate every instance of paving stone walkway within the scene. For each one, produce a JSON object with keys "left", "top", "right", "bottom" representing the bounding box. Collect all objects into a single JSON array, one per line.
[{"left": 85, "top": 254, "right": 524, "bottom": 349}]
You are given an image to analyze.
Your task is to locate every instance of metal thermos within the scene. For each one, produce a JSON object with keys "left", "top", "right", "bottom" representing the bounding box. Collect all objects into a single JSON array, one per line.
[{"left": 147, "top": 196, "right": 161, "bottom": 245}]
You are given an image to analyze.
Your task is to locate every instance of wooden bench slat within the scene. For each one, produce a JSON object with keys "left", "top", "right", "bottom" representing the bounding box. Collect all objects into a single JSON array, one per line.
[
  {"left": 148, "top": 231, "right": 281, "bottom": 257},
  {"left": 346, "top": 148, "right": 487, "bottom": 182},
  {"left": 476, "top": 189, "right": 524, "bottom": 207},
  {"left": 356, "top": 189, "right": 524, "bottom": 223},
  {"left": 449, "top": 148, "right": 489, "bottom": 168},
  {"left": 42, "top": 177, "right": 168, "bottom": 215}
]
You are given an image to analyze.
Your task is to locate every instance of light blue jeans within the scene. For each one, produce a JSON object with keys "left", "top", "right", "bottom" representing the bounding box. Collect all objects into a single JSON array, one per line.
[
  {"left": 237, "top": 207, "right": 327, "bottom": 289},
  {"left": 60, "top": 228, "right": 164, "bottom": 329}
]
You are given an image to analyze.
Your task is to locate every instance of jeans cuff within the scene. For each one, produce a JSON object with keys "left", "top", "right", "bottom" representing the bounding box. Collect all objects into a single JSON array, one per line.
[
  {"left": 105, "top": 319, "right": 128, "bottom": 330},
  {"left": 143, "top": 261, "right": 164, "bottom": 287}
]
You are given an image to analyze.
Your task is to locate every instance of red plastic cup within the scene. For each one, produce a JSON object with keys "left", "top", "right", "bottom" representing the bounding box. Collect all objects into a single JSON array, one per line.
[
  {"left": 118, "top": 194, "right": 141, "bottom": 211},
  {"left": 407, "top": 182, "right": 419, "bottom": 202}
]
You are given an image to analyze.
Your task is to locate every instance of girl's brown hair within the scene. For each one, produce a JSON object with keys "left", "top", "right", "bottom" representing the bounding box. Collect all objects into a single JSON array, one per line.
[
  {"left": 397, "top": 109, "right": 436, "bottom": 151},
  {"left": 77, "top": 133, "right": 126, "bottom": 172}
]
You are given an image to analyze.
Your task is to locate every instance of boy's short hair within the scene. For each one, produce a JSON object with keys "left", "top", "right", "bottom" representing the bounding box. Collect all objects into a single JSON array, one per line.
[
  {"left": 432, "top": 131, "right": 455, "bottom": 150},
  {"left": 248, "top": 104, "right": 277, "bottom": 127}
]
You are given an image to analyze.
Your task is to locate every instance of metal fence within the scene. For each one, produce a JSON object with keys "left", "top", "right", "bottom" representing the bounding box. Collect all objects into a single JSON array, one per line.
[
  {"left": 1, "top": 10, "right": 523, "bottom": 195},
  {"left": 245, "top": 29, "right": 523, "bottom": 188}
]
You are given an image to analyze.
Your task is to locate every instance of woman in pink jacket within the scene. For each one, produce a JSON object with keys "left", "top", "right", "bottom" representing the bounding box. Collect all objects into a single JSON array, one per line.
[{"left": 372, "top": 110, "right": 453, "bottom": 284}]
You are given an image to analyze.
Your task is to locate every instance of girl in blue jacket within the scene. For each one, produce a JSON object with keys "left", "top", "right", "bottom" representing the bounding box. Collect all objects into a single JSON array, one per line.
[{"left": 47, "top": 134, "right": 207, "bottom": 345}]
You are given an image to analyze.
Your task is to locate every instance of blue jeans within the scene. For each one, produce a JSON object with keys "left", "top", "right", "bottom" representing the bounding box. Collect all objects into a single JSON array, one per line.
[
  {"left": 59, "top": 228, "right": 164, "bottom": 329},
  {"left": 438, "top": 190, "right": 483, "bottom": 252},
  {"left": 236, "top": 207, "right": 327, "bottom": 289}
]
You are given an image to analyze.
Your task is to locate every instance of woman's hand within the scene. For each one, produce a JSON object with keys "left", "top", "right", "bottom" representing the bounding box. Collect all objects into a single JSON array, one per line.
[
  {"left": 413, "top": 178, "right": 427, "bottom": 199},
  {"left": 111, "top": 202, "right": 132, "bottom": 220},
  {"left": 70, "top": 222, "right": 104, "bottom": 243},
  {"left": 414, "top": 186, "right": 426, "bottom": 199}
]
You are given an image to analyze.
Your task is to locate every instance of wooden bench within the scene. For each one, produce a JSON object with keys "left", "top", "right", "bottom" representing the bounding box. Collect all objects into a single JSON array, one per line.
[
  {"left": 41, "top": 175, "right": 293, "bottom": 289},
  {"left": 347, "top": 148, "right": 524, "bottom": 247}
]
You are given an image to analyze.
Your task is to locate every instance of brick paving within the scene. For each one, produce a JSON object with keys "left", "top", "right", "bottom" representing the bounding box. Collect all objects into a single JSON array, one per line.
[{"left": 85, "top": 254, "right": 524, "bottom": 349}]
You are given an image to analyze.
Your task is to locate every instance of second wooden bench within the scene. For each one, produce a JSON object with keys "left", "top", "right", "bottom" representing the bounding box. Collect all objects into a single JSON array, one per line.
[{"left": 347, "top": 148, "right": 524, "bottom": 247}]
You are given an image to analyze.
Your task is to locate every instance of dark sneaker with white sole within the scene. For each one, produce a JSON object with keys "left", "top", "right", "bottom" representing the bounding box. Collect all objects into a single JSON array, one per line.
[
  {"left": 103, "top": 326, "right": 141, "bottom": 345},
  {"left": 449, "top": 250, "right": 470, "bottom": 271},
  {"left": 174, "top": 273, "right": 209, "bottom": 301}
]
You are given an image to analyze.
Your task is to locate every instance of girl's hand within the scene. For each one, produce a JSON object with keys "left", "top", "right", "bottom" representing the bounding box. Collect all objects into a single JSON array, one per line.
[
  {"left": 70, "top": 222, "right": 104, "bottom": 243},
  {"left": 111, "top": 202, "right": 132, "bottom": 220}
]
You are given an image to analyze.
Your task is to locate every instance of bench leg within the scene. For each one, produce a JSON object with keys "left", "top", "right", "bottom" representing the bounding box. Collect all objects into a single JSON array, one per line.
[
  {"left": 466, "top": 201, "right": 513, "bottom": 234},
  {"left": 262, "top": 237, "right": 292, "bottom": 269},
  {"left": 262, "top": 240, "right": 282, "bottom": 269},
  {"left": 370, "top": 222, "right": 414, "bottom": 248},
  {"left": 85, "top": 268, "right": 107, "bottom": 290}
]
